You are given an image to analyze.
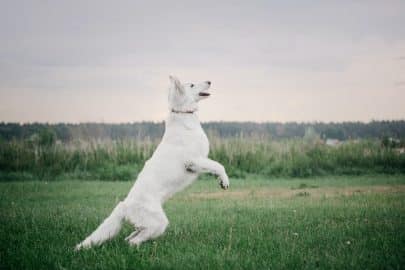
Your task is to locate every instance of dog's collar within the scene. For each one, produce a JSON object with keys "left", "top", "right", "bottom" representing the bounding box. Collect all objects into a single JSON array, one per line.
[{"left": 171, "top": 109, "right": 195, "bottom": 114}]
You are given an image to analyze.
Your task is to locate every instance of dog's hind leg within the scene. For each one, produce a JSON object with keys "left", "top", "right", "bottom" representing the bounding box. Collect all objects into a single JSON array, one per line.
[
  {"left": 124, "top": 228, "right": 143, "bottom": 241},
  {"left": 75, "top": 201, "right": 126, "bottom": 250},
  {"left": 125, "top": 206, "right": 168, "bottom": 247}
]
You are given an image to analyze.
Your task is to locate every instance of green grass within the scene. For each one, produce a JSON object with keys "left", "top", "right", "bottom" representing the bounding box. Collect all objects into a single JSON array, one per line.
[{"left": 1, "top": 175, "right": 405, "bottom": 269}]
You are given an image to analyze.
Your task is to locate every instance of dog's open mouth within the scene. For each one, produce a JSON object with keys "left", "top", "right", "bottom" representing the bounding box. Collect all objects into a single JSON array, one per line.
[{"left": 199, "top": 92, "right": 210, "bottom": 97}]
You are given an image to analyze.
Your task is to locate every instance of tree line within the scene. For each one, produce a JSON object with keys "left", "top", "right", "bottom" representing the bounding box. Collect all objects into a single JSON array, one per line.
[{"left": 1, "top": 120, "right": 405, "bottom": 142}]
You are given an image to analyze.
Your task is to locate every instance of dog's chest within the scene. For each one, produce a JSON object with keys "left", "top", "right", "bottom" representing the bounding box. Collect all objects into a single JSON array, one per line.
[
  {"left": 175, "top": 125, "right": 209, "bottom": 158},
  {"left": 166, "top": 115, "right": 210, "bottom": 157},
  {"left": 190, "top": 128, "right": 209, "bottom": 157}
]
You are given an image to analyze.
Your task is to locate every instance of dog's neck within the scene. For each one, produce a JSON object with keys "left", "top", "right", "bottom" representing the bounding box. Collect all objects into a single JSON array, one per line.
[{"left": 167, "top": 108, "right": 201, "bottom": 130}]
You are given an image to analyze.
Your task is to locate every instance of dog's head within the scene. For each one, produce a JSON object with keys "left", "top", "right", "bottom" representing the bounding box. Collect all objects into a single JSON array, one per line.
[{"left": 168, "top": 76, "right": 211, "bottom": 113}]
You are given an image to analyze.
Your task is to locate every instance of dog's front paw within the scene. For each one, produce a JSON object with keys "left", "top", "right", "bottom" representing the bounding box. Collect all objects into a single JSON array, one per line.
[
  {"left": 219, "top": 175, "right": 230, "bottom": 190},
  {"left": 185, "top": 161, "right": 197, "bottom": 173}
]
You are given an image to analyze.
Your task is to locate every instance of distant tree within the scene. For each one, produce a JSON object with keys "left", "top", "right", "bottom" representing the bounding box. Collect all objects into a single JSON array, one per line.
[
  {"left": 38, "top": 128, "right": 56, "bottom": 146},
  {"left": 303, "top": 127, "right": 320, "bottom": 144},
  {"left": 1, "top": 120, "right": 405, "bottom": 141}
]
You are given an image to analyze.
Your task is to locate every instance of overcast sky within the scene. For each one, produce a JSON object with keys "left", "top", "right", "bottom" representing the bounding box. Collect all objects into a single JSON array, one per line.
[{"left": 1, "top": 0, "right": 404, "bottom": 123}]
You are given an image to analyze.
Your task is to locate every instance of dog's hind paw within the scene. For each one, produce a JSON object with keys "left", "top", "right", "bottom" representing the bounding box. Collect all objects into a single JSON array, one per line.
[{"left": 125, "top": 229, "right": 142, "bottom": 241}]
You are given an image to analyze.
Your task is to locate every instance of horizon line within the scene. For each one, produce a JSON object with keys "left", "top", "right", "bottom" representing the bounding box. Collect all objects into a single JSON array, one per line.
[{"left": 1, "top": 119, "right": 405, "bottom": 125}]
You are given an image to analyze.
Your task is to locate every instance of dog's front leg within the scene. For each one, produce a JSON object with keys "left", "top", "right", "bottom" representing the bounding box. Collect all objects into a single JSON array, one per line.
[{"left": 185, "top": 158, "right": 229, "bottom": 189}]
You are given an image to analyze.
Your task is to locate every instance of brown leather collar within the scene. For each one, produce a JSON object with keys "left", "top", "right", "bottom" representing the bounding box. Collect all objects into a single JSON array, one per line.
[{"left": 171, "top": 109, "right": 195, "bottom": 114}]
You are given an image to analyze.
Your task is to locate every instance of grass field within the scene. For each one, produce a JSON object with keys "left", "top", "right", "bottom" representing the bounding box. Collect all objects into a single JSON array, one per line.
[{"left": 1, "top": 175, "right": 405, "bottom": 269}]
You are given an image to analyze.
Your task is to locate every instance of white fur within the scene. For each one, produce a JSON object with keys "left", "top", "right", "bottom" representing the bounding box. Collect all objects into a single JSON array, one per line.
[{"left": 75, "top": 76, "right": 229, "bottom": 250}]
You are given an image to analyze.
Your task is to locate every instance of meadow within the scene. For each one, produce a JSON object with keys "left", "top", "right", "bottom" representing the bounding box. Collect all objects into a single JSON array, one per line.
[
  {"left": 1, "top": 175, "right": 404, "bottom": 269},
  {"left": 1, "top": 126, "right": 405, "bottom": 269}
]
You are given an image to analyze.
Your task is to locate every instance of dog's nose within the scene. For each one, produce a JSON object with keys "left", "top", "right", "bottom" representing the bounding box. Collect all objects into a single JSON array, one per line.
[{"left": 206, "top": 81, "right": 211, "bottom": 86}]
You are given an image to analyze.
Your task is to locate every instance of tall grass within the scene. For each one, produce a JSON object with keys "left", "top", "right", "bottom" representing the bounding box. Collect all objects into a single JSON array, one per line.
[
  {"left": 209, "top": 136, "right": 405, "bottom": 177},
  {"left": 0, "top": 136, "right": 404, "bottom": 181},
  {"left": 0, "top": 139, "right": 156, "bottom": 180}
]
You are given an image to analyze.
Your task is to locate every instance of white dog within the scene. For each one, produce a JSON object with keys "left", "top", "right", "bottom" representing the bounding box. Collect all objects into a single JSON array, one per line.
[{"left": 75, "top": 76, "right": 230, "bottom": 249}]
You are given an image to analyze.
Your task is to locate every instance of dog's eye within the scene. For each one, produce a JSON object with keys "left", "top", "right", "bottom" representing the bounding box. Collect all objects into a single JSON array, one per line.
[{"left": 190, "top": 84, "right": 194, "bottom": 88}]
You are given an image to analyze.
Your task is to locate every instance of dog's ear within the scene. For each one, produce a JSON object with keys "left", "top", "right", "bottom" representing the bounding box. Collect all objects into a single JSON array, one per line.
[{"left": 169, "top": 75, "right": 184, "bottom": 94}]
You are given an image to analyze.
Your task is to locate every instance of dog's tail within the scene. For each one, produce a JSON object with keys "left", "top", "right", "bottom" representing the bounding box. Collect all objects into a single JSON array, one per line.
[{"left": 75, "top": 201, "right": 126, "bottom": 250}]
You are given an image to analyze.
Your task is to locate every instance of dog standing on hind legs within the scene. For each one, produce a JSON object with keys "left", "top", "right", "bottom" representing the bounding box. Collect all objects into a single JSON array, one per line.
[{"left": 75, "top": 76, "right": 230, "bottom": 250}]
